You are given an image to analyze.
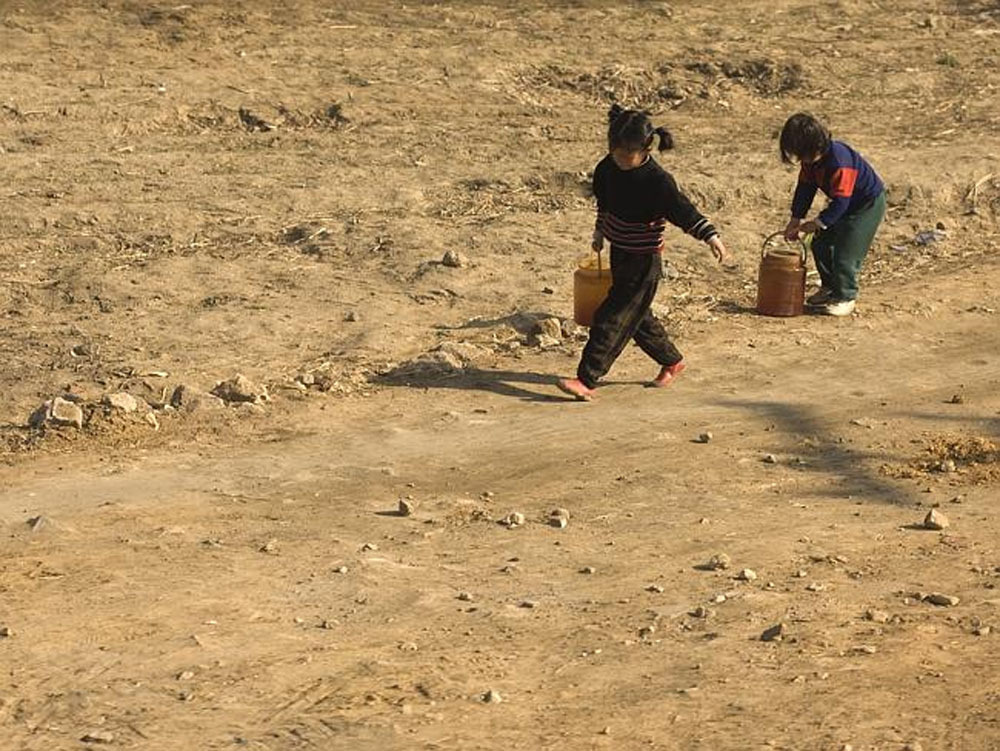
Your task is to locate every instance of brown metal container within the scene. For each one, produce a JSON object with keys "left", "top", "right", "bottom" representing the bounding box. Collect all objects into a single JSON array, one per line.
[{"left": 756, "top": 232, "right": 806, "bottom": 317}]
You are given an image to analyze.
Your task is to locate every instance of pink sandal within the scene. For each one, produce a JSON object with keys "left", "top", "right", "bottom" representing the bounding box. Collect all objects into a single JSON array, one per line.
[{"left": 652, "top": 360, "right": 686, "bottom": 388}]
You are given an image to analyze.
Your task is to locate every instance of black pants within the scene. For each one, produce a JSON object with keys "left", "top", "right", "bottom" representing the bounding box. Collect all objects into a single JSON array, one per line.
[{"left": 577, "top": 249, "right": 682, "bottom": 388}]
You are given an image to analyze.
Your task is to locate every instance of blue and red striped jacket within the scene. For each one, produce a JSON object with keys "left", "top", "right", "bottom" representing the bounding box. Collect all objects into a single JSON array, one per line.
[{"left": 792, "top": 140, "right": 884, "bottom": 228}]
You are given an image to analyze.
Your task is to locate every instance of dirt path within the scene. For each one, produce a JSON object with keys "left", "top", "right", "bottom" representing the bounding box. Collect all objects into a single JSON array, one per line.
[{"left": 3, "top": 264, "right": 1000, "bottom": 751}]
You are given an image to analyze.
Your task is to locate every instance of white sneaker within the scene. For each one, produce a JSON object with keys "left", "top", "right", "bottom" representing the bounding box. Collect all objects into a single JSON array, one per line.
[
  {"left": 822, "top": 299, "right": 856, "bottom": 316},
  {"left": 806, "top": 287, "right": 834, "bottom": 306}
]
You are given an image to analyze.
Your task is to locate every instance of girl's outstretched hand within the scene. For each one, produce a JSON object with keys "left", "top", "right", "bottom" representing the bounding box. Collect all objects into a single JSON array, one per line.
[
  {"left": 784, "top": 217, "right": 801, "bottom": 241},
  {"left": 708, "top": 235, "right": 733, "bottom": 266}
]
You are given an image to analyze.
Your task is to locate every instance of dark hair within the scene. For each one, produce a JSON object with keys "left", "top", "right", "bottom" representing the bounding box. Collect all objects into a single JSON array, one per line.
[
  {"left": 779, "top": 112, "right": 831, "bottom": 164},
  {"left": 607, "top": 104, "right": 674, "bottom": 153}
]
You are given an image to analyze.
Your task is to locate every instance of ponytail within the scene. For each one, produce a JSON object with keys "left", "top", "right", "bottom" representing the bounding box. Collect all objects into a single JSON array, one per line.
[
  {"left": 606, "top": 105, "right": 675, "bottom": 153},
  {"left": 653, "top": 126, "right": 674, "bottom": 151}
]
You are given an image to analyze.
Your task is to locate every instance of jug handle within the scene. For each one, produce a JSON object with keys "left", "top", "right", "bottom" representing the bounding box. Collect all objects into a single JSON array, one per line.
[{"left": 761, "top": 231, "right": 807, "bottom": 263}]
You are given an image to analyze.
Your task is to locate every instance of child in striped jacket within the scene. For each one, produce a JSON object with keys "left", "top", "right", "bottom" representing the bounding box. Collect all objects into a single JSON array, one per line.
[{"left": 558, "top": 105, "right": 730, "bottom": 401}]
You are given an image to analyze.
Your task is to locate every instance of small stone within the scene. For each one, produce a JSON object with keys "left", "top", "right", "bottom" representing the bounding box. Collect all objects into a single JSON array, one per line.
[
  {"left": 638, "top": 624, "right": 657, "bottom": 639},
  {"left": 344, "top": 310, "right": 359, "bottom": 322},
  {"left": 212, "top": 373, "right": 269, "bottom": 404},
  {"left": 398, "top": 498, "right": 415, "bottom": 517},
  {"left": 320, "top": 620, "right": 336, "bottom": 630},
  {"left": 924, "top": 592, "right": 960, "bottom": 607},
  {"left": 646, "top": 584, "right": 665, "bottom": 593},
  {"left": 923, "top": 509, "right": 949, "bottom": 530},
  {"left": 296, "top": 372, "right": 316, "bottom": 386},
  {"left": 689, "top": 605, "right": 712, "bottom": 619},
  {"left": 974, "top": 625, "right": 991, "bottom": 636},
  {"left": 948, "top": 393, "right": 964, "bottom": 404},
  {"left": 457, "top": 592, "right": 473, "bottom": 602},
  {"left": 177, "top": 670, "right": 195, "bottom": 681},
  {"left": 695, "top": 431, "right": 713, "bottom": 443},
  {"left": 793, "top": 569, "right": 808, "bottom": 578},
  {"left": 737, "top": 568, "right": 758, "bottom": 582},
  {"left": 761, "top": 623, "right": 786, "bottom": 642},
  {"left": 550, "top": 507, "right": 571, "bottom": 521},
  {"left": 333, "top": 565, "right": 348, "bottom": 574},
  {"left": 805, "top": 582, "right": 825, "bottom": 592},
  {"left": 762, "top": 454, "right": 778, "bottom": 464},
  {"left": 865, "top": 609, "right": 890, "bottom": 624},
  {"left": 29, "top": 396, "right": 84, "bottom": 429},
  {"left": 535, "top": 318, "right": 563, "bottom": 340},
  {"left": 81, "top": 731, "right": 115, "bottom": 744},
  {"left": 580, "top": 566, "right": 596, "bottom": 575},
  {"left": 549, "top": 516, "right": 568, "bottom": 529},
  {"left": 170, "top": 384, "right": 225, "bottom": 413},
  {"left": 712, "top": 594, "right": 727, "bottom": 604},
  {"left": 519, "top": 599, "right": 538, "bottom": 609},
  {"left": 28, "top": 515, "right": 48, "bottom": 533},
  {"left": 706, "top": 553, "right": 731, "bottom": 571},
  {"left": 938, "top": 459, "right": 957, "bottom": 473},
  {"left": 504, "top": 512, "right": 525, "bottom": 528},
  {"left": 841, "top": 745, "right": 854, "bottom": 751},
  {"left": 103, "top": 392, "right": 141, "bottom": 412},
  {"left": 853, "top": 645, "right": 877, "bottom": 655},
  {"left": 904, "top": 743, "right": 924, "bottom": 751},
  {"left": 599, "top": 726, "right": 611, "bottom": 735},
  {"left": 361, "top": 542, "right": 378, "bottom": 552},
  {"left": 442, "top": 250, "right": 469, "bottom": 268},
  {"left": 483, "top": 689, "right": 502, "bottom": 704},
  {"left": 259, "top": 539, "right": 278, "bottom": 554},
  {"left": 0, "top": 626, "right": 12, "bottom": 638}
]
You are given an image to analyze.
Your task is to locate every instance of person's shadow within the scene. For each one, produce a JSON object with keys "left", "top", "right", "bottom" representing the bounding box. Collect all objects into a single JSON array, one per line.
[{"left": 373, "top": 363, "right": 573, "bottom": 402}]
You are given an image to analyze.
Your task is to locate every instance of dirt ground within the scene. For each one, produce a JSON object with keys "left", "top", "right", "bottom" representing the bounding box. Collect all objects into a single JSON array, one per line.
[{"left": 2, "top": 1, "right": 1000, "bottom": 749}]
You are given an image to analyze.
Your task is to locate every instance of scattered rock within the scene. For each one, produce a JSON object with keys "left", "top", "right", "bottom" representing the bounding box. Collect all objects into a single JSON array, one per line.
[
  {"left": 441, "top": 250, "right": 469, "bottom": 268},
  {"left": 457, "top": 592, "right": 473, "bottom": 602},
  {"left": 259, "top": 539, "right": 278, "bottom": 554},
  {"left": 865, "top": 609, "right": 890, "bottom": 624},
  {"left": 580, "top": 566, "right": 596, "bottom": 575},
  {"left": 974, "top": 625, "right": 991, "bottom": 636},
  {"left": 695, "top": 431, "right": 713, "bottom": 443},
  {"left": 560, "top": 319, "right": 579, "bottom": 338},
  {"left": 737, "top": 568, "right": 758, "bottom": 582},
  {"left": 503, "top": 512, "right": 525, "bottom": 528},
  {"left": 519, "top": 599, "right": 538, "bottom": 609},
  {"left": 531, "top": 333, "right": 561, "bottom": 349},
  {"left": 27, "top": 515, "right": 48, "bottom": 533},
  {"left": 646, "top": 584, "right": 665, "bottom": 593},
  {"left": 343, "top": 310, "right": 359, "bottom": 322},
  {"left": 296, "top": 372, "right": 316, "bottom": 387},
  {"left": 28, "top": 396, "right": 84, "bottom": 429},
  {"left": 924, "top": 592, "right": 960, "bottom": 607},
  {"left": 793, "top": 569, "right": 808, "bottom": 578},
  {"left": 170, "top": 384, "right": 225, "bottom": 413},
  {"left": 805, "top": 582, "right": 825, "bottom": 592},
  {"left": 81, "top": 731, "right": 115, "bottom": 744},
  {"left": 0, "top": 625, "right": 12, "bottom": 638},
  {"left": 398, "top": 498, "right": 415, "bottom": 517},
  {"left": 923, "top": 509, "right": 949, "bottom": 530},
  {"left": 761, "top": 623, "right": 786, "bottom": 642},
  {"left": 689, "top": 605, "right": 713, "bottom": 619},
  {"left": 361, "top": 542, "right": 379, "bottom": 552},
  {"left": 947, "top": 393, "right": 964, "bottom": 404},
  {"left": 852, "top": 645, "right": 877, "bottom": 655},
  {"left": 762, "top": 454, "right": 778, "bottom": 464},
  {"left": 904, "top": 743, "right": 924, "bottom": 751},
  {"left": 535, "top": 317, "right": 563, "bottom": 340},
  {"left": 483, "top": 689, "right": 502, "bottom": 704},
  {"left": 333, "top": 565, "right": 348, "bottom": 574},
  {"left": 177, "top": 670, "right": 195, "bottom": 681},
  {"left": 705, "top": 553, "right": 731, "bottom": 571},
  {"left": 549, "top": 507, "right": 570, "bottom": 528},
  {"left": 639, "top": 624, "right": 657, "bottom": 639},
  {"left": 103, "top": 392, "right": 142, "bottom": 412},
  {"left": 937, "top": 459, "right": 957, "bottom": 473},
  {"left": 212, "top": 373, "right": 269, "bottom": 404}
]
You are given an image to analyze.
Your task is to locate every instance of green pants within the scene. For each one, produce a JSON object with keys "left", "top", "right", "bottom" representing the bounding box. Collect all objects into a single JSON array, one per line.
[{"left": 811, "top": 190, "right": 886, "bottom": 301}]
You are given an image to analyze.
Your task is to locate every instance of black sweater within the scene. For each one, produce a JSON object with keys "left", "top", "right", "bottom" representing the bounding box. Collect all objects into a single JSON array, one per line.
[{"left": 593, "top": 155, "right": 718, "bottom": 254}]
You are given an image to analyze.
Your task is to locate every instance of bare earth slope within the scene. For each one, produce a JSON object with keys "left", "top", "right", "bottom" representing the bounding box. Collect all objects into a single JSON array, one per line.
[{"left": 2, "top": 2, "right": 1000, "bottom": 750}]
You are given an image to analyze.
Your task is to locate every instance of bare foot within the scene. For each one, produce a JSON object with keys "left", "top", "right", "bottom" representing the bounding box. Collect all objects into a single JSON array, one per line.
[{"left": 557, "top": 378, "right": 596, "bottom": 401}]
